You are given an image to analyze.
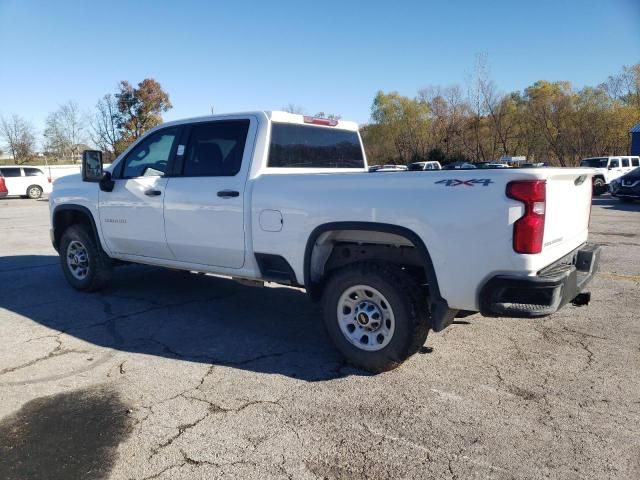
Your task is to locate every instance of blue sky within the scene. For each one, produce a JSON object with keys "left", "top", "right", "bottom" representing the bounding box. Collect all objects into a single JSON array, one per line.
[{"left": 1, "top": 0, "right": 639, "bottom": 139}]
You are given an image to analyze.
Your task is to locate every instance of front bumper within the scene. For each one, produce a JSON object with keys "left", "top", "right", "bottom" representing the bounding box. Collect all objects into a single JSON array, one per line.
[
  {"left": 479, "top": 243, "right": 601, "bottom": 318},
  {"left": 610, "top": 181, "right": 640, "bottom": 199}
]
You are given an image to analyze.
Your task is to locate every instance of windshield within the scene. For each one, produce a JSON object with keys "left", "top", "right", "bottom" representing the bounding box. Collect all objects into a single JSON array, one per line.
[{"left": 580, "top": 158, "right": 608, "bottom": 168}]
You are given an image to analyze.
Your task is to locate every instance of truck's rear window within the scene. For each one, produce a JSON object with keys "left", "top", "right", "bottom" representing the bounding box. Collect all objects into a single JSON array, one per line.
[{"left": 268, "top": 123, "right": 364, "bottom": 168}]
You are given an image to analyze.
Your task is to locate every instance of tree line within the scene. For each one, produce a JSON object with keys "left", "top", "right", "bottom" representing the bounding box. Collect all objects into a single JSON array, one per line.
[
  {"left": 0, "top": 78, "right": 171, "bottom": 164},
  {"left": 362, "top": 59, "right": 640, "bottom": 167},
  {"left": 1, "top": 61, "right": 638, "bottom": 167}
]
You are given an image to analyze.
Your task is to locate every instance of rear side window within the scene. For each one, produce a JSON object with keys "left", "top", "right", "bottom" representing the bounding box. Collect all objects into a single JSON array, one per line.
[
  {"left": 182, "top": 120, "right": 249, "bottom": 177},
  {"left": 622, "top": 158, "right": 630, "bottom": 167},
  {"left": 24, "top": 168, "right": 44, "bottom": 176},
  {"left": 632, "top": 158, "right": 640, "bottom": 167},
  {"left": 0, "top": 168, "right": 21, "bottom": 177},
  {"left": 268, "top": 123, "right": 364, "bottom": 168}
]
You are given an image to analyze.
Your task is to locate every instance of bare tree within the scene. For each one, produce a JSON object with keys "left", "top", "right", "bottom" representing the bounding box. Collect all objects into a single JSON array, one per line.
[
  {"left": 90, "top": 94, "right": 121, "bottom": 158},
  {"left": 282, "top": 103, "right": 305, "bottom": 114},
  {"left": 44, "top": 101, "right": 86, "bottom": 162},
  {"left": 315, "top": 112, "right": 342, "bottom": 120},
  {"left": 0, "top": 114, "right": 36, "bottom": 163}
]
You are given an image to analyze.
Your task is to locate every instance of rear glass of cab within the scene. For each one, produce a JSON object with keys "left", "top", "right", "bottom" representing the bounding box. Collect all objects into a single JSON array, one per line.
[{"left": 268, "top": 123, "right": 364, "bottom": 168}]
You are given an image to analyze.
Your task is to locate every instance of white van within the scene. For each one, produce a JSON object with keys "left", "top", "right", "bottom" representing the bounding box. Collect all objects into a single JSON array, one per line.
[
  {"left": 0, "top": 166, "right": 52, "bottom": 199},
  {"left": 580, "top": 156, "right": 640, "bottom": 195}
]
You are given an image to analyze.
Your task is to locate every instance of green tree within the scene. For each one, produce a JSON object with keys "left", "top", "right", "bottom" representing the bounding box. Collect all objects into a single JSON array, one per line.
[
  {"left": 115, "top": 78, "right": 172, "bottom": 152},
  {"left": 370, "top": 91, "right": 430, "bottom": 163}
]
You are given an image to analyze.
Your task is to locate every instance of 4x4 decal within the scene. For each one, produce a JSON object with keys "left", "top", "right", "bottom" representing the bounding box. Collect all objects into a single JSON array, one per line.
[{"left": 435, "top": 179, "right": 494, "bottom": 187}]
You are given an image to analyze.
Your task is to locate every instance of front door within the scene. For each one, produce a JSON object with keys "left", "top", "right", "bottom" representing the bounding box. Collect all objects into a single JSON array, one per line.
[
  {"left": 99, "top": 126, "right": 180, "bottom": 259},
  {"left": 163, "top": 118, "right": 254, "bottom": 268}
]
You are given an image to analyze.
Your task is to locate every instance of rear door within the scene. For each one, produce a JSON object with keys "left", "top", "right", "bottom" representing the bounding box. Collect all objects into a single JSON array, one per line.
[
  {"left": 99, "top": 126, "right": 180, "bottom": 259},
  {"left": 24, "top": 167, "right": 51, "bottom": 193},
  {"left": 163, "top": 118, "right": 255, "bottom": 268}
]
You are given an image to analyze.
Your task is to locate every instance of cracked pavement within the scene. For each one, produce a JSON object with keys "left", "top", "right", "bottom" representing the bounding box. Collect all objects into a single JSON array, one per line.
[{"left": 0, "top": 196, "right": 639, "bottom": 479}]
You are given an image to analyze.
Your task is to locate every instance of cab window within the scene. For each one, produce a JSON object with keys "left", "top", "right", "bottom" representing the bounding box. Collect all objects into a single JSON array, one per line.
[
  {"left": 181, "top": 120, "right": 249, "bottom": 177},
  {"left": 120, "top": 128, "right": 179, "bottom": 178},
  {"left": 609, "top": 159, "right": 620, "bottom": 168}
]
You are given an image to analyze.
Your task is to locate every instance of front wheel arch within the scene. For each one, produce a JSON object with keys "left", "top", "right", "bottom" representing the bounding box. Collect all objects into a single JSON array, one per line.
[{"left": 52, "top": 205, "right": 103, "bottom": 253}]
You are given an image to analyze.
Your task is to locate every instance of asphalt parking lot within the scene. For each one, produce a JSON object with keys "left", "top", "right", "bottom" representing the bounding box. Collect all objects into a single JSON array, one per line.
[{"left": 0, "top": 196, "right": 638, "bottom": 480}]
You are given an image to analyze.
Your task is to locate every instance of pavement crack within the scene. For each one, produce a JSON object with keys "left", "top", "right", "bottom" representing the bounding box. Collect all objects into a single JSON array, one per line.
[
  {"left": 148, "top": 413, "right": 210, "bottom": 460},
  {"left": 0, "top": 338, "right": 88, "bottom": 376}
]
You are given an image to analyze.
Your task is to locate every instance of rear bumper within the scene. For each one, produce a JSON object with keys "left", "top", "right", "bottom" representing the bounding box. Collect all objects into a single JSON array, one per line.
[{"left": 479, "top": 243, "right": 601, "bottom": 318}]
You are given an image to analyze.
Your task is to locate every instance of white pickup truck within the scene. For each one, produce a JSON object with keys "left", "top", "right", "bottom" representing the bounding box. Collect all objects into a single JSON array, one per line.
[{"left": 49, "top": 111, "right": 600, "bottom": 372}]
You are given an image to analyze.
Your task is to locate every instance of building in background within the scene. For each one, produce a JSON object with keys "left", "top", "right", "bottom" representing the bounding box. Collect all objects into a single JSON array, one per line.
[
  {"left": 498, "top": 155, "right": 527, "bottom": 167},
  {"left": 631, "top": 123, "right": 640, "bottom": 156}
]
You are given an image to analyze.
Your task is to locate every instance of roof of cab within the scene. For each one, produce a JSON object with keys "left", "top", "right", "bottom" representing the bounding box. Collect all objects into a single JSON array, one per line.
[{"left": 158, "top": 111, "right": 359, "bottom": 132}]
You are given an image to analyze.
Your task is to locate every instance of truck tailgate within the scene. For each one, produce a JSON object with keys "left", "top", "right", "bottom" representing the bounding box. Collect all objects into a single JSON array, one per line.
[{"left": 542, "top": 169, "right": 592, "bottom": 259}]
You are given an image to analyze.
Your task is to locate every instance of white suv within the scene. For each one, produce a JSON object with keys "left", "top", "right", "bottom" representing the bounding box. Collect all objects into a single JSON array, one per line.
[
  {"left": 0, "top": 166, "right": 52, "bottom": 199},
  {"left": 580, "top": 156, "right": 640, "bottom": 195}
]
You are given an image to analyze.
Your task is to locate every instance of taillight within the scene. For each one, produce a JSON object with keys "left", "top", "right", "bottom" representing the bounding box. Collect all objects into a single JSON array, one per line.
[
  {"left": 47, "top": 176, "right": 52, "bottom": 183},
  {"left": 303, "top": 116, "right": 338, "bottom": 127},
  {"left": 506, "top": 180, "right": 546, "bottom": 254},
  {"left": 0, "top": 177, "right": 6, "bottom": 193}
]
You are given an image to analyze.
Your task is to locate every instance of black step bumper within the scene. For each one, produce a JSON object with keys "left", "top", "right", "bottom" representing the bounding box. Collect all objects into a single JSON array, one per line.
[{"left": 479, "top": 243, "right": 601, "bottom": 318}]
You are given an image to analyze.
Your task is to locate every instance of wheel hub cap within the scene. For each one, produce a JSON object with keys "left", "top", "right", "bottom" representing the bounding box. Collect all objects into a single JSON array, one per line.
[
  {"left": 337, "top": 285, "right": 396, "bottom": 352},
  {"left": 354, "top": 301, "right": 382, "bottom": 331},
  {"left": 66, "top": 240, "right": 89, "bottom": 280}
]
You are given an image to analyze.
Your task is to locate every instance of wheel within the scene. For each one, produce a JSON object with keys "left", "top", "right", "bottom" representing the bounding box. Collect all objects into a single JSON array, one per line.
[
  {"left": 59, "top": 224, "right": 113, "bottom": 292},
  {"left": 26, "top": 185, "right": 43, "bottom": 199},
  {"left": 592, "top": 178, "right": 606, "bottom": 196},
  {"left": 322, "top": 262, "right": 430, "bottom": 372}
]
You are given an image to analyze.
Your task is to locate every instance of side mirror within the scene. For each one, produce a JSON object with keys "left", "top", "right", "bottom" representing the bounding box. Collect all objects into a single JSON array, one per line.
[
  {"left": 99, "top": 171, "right": 115, "bottom": 192},
  {"left": 82, "top": 150, "right": 103, "bottom": 182}
]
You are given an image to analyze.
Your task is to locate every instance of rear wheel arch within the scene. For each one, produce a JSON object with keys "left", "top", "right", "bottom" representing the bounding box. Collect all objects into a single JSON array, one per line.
[{"left": 303, "top": 222, "right": 455, "bottom": 331}]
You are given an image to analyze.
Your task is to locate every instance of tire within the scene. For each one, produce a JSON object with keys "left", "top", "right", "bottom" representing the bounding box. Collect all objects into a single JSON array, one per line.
[
  {"left": 26, "top": 185, "right": 43, "bottom": 199},
  {"left": 59, "top": 224, "right": 113, "bottom": 292},
  {"left": 592, "top": 178, "right": 606, "bottom": 196},
  {"left": 322, "top": 262, "right": 430, "bottom": 373}
]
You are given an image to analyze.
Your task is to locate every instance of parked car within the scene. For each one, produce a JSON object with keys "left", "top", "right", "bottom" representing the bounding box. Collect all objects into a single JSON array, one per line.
[
  {"left": 443, "top": 161, "right": 477, "bottom": 169},
  {"left": 476, "top": 162, "right": 509, "bottom": 169},
  {"left": 580, "top": 156, "right": 640, "bottom": 195},
  {"left": 375, "top": 165, "right": 408, "bottom": 172},
  {"left": 609, "top": 167, "right": 640, "bottom": 202},
  {"left": 49, "top": 111, "right": 600, "bottom": 372},
  {"left": 0, "top": 166, "right": 52, "bottom": 199},
  {"left": 0, "top": 173, "right": 7, "bottom": 198},
  {"left": 408, "top": 161, "right": 442, "bottom": 171}
]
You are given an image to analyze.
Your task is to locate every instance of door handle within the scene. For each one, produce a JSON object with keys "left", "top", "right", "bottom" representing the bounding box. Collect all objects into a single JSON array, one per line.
[
  {"left": 145, "top": 189, "right": 162, "bottom": 196},
  {"left": 217, "top": 190, "right": 239, "bottom": 198}
]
